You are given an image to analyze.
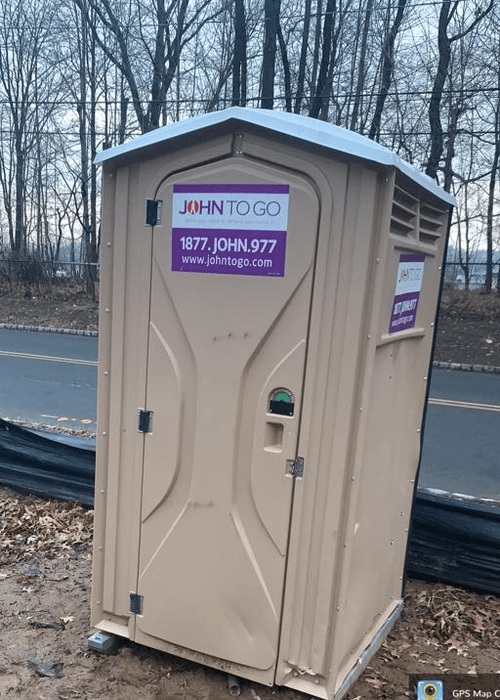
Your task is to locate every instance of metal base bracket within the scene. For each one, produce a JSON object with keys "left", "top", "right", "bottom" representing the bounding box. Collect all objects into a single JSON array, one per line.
[{"left": 87, "top": 630, "right": 121, "bottom": 655}]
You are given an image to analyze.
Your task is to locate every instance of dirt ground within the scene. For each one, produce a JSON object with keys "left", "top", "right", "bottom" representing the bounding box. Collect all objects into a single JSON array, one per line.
[
  {"left": 434, "top": 286, "right": 500, "bottom": 367},
  {"left": 0, "top": 280, "right": 99, "bottom": 333},
  {"left": 1, "top": 282, "right": 500, "bottom": 700},
  {"left": 3, "top": 487, "right": 500, "bottom": 700}
]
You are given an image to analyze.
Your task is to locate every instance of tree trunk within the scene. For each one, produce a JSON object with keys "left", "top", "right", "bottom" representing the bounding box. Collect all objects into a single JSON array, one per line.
[
  {"left": 349, "top": 0, "right": 373, "bottom": 131},
  {"left": 425, "top": 1, "right": 452, "bottom": 180},
  {"left": 489, "top": 135, "right": 500, "bottom": 294},
  {"left": 489, "top": 50, "right": 500, "bottom": 293},
  {"left": 277, "top": 20, "right": 292, "bottom": 112},
  {"left": 14, "top": 133, "right": 26, "bottom": 255},
  {"left": 309, "top": 0, "right": 335, "bottom": 119},
  {"left": 486, "top": 149, "right": 498, "bottom": 293},
  {"left": 426, "top": 0, "right": 493, "bottom": 181},
  {"left": 232, "top": 0, "right": 247, "bottom": 106},
  {"left": 368, "top": 0, "right": 408, "bottom": 141},
  {"left": 293, "top": 0, "right": 312, "bottom": 114},
  {"left": 261, "top": 0, "right": 280, "bottom": 109}
]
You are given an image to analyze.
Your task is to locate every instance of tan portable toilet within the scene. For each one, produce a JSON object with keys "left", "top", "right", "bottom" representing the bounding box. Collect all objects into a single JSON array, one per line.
[{"left": 91, "top": 108, "right": 454, "bottom": 699}]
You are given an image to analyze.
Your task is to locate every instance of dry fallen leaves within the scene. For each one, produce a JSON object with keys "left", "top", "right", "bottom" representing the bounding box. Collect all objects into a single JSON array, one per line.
[
  {"left": 0, "top": 487, "right": 93, "bottom": 561},
  {"left": 403, "top": 581, "right": 500, "bottom": 651},
  {"left": 365, "top": 676, "right": 387, "bottom": 689}
]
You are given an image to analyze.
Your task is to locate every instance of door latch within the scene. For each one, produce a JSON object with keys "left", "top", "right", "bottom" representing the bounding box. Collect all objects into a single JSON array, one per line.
[
  {"left": 129, "top": 593, "right": 144, "bottom": 615},
  {"left": 287, "top": 456, "right": 304, "bottom": 477},
  {"left": 145, "top": 199, "right": 162, "bottom": 226},
  {"left": 138, "top": 409, "right": 153, "bottom": 433}
]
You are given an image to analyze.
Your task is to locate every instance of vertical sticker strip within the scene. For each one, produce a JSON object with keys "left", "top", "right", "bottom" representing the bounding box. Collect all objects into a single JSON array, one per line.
[
  {"left": 171, "top": 184, "right": 289, "bottom": 277},
  {"left": 389, "top": 253, "right": 426, "bottom": 334}
]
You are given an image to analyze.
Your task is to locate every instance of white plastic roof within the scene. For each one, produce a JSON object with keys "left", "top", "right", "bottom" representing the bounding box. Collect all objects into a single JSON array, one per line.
[{"left": 95, "top": 107, "right": 455, "bottom": 205}]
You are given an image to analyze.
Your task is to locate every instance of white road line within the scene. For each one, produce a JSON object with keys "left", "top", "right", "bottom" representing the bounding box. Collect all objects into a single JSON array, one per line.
[
  {"left": 41, "top": 414, "right": 95, "bottom": 424},
  {"left": 0, "top": 350, "right": 97, "bottom": 366},
  {"left": 428, "top": 397, "right": 500, "bottom": 413}
]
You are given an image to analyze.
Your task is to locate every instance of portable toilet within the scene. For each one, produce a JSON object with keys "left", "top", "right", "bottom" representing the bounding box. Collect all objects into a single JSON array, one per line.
[{"left": 91, "top": 107, "right": 454, "bottom": 699}]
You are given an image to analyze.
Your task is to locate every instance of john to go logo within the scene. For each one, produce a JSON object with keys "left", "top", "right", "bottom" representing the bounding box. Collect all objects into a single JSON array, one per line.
[
  {"left": 185, "top": 200, "right": 200, "bottom": 214},
  {"left": 178, "top": 198, "right": 282, "bottom": 217}
]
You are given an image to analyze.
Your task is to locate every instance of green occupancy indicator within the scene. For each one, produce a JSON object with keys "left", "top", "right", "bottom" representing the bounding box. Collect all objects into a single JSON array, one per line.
[
  {"left": 269, "top": 389, "right": 295, "bottom": 416},
  {"left": 273, "top": 391, "right": 292, "bottom": 403}
]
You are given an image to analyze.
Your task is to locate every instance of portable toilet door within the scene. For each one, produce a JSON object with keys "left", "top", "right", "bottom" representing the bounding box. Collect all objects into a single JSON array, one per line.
[{"left": 135, "top": 161, "right": 319, "bottom": 676}]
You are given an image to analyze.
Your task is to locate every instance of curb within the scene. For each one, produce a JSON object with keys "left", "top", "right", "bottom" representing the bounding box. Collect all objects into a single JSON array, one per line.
[
  {"left": 0, "top": 323, "right": 98, "bottom": 337},
  {"left": 418, "top": 485, "right": 500, "bottom": 508},
  {"left": 432, "top": 360, "right": 500, "bottom": 374}
]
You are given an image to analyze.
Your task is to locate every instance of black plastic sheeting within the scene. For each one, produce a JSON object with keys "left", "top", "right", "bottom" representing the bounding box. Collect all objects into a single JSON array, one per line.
[
  {"left": 0, "top": 419, "right": 95, "bottom": 508},
  {"left": 406, "top": 490, "right": 500, "bottom": 593},
  {"left": 1, "top": 418, "right": 500, "bottom": 593}
]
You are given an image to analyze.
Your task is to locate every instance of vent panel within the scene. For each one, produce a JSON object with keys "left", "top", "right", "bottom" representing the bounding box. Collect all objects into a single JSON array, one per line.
[
  {"left": 391, "top": 184, "right": 448, "bottom": 247},
  {"left": 391, "top": 187, "right": 417, "bottom": 237},
  {"left": 419, "top": 203, "right": 447, "bottom": 246}
]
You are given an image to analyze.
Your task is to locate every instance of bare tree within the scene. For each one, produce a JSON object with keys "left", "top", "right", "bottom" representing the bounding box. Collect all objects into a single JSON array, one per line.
[
  {"left": 261, "top": 0, "right": 280, "bottom": 109},
  {"left": 487, "top": 121, "right": 499, "bottom": 293},
  {"left": 293, "top": 0, "right": 313, "bottom": 114},
  {"left": 0, "top": 0, "right": 496, "bottom": 292},
  {"left": 74, "top": 0, "right": 226, "bottom": 134},
  {"left": 308, "top": 0, "right": 354, "bottom": 121},
  {"left": 485, "top": 37, "right": 500, "bottom": 293},
  {"left": 425, "top": 0, "right": 493, "bottom": 185},
  {"left": 308, "top": 0, "right": 336, "bottom": 119},
  {"left": 349, "top": 0, "right": 374, "bottom": 130},
  {"left": 0, "top": 0, "right": 62, "bottom": 258},
  {"left": 72, "top": 0, "right": 99, "bottom": 293},
  {"left": 232, "top": 0, "right": 247, "bottom": 106},
  {"left": 367, "top": 0, "right": 409, "bottom": 141}
]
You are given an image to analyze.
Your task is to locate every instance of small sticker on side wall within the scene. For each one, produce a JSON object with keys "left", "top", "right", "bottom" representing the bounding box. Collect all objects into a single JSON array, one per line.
[{"left": 388, "top": 253, "right": 425, "bottom": 334}]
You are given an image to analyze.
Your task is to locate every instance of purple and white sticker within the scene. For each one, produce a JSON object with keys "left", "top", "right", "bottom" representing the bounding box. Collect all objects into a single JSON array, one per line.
[
  {"left": 171, "top": 184, "right": 289, "bottom": 276},
  {"left": 388, "top": 253, "right": 425, "bottom": 334}
]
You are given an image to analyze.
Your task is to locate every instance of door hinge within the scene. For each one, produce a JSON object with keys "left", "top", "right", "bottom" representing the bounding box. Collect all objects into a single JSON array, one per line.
[
  {"left": 287, "top": 456, "right": 304, "bottom": 478},
  {"left": 129, "top": 593, "right": 144, "bottom": 615},
  {"left": 138, "top": 409, "right": 153, "bottom": 433},
  {"left": 145, "top": 199, "right": 162, "bottom": 226}
]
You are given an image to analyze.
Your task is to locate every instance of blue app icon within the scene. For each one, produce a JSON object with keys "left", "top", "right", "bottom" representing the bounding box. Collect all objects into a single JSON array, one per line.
[{"left": 417, "top": 680, "right": 443, "bottom": 700}]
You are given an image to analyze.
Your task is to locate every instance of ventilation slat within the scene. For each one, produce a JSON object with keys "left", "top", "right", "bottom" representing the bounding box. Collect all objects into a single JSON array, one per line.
[
  {"left": 391, "top": 187, "right": 417, "bottom": 238},
  {"left": 391, "top": 184, "right": 447, "bottom": 246},
  {"left": 419, "top": 203, "right": 447, "bottom": 246}
]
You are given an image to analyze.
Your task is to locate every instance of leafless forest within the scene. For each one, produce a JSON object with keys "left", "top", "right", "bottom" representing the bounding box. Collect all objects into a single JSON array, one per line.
[{"left": 0, "top": 0, "right": 498, "bottom": 291}]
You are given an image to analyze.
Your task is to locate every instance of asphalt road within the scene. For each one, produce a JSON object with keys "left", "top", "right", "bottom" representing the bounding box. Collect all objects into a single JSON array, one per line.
[
  {"left": 419, "top": 369, "right": 500, "bottom": 500},
  {"left": 0, "top": 328, "right": 499, "bottom": 500},
  {"left": 0, "top": 328, "right": 97, "bottom": 431}
]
